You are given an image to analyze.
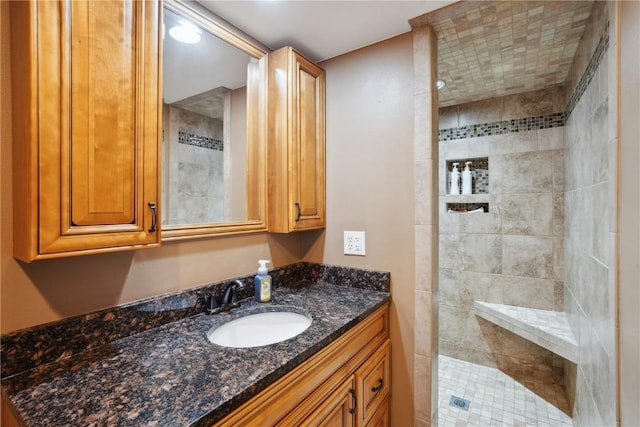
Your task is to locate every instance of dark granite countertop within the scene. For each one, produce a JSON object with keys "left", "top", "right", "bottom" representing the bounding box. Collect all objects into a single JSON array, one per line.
[{"left": 2, "top": 281, "right": 389, "bottom": 426}]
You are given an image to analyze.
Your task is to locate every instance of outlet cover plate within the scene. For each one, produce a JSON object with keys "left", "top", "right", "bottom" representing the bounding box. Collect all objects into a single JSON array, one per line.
[{"left": 344, "top": 231, "right": 366, "bottom": 256}]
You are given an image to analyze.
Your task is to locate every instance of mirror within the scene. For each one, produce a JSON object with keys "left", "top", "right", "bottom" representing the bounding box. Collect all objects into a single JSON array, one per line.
[{"left": 161, "top": 0, "right": 267, "bottom": 240}]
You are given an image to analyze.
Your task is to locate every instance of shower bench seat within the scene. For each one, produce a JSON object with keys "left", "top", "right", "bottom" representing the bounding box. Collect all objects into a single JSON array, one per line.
[{"left": 474, "top": 301, "right": 578, "bottom": 363}]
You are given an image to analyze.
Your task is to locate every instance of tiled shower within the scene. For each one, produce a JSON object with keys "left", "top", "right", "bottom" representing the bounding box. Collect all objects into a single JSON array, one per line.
[{"left": 435, "top": 1, "right": 616, "bottom": 425}]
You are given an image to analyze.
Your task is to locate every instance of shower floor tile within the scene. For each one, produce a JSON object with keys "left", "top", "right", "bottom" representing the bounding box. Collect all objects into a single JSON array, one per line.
[{"left": 438, "top": 355, "right": 573, "bottom": 427}]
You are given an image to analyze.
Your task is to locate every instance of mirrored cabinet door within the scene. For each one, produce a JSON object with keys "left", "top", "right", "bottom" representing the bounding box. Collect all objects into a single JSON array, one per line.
[{"left": 161, "top": 0, "right": 268, "bottom": 240}]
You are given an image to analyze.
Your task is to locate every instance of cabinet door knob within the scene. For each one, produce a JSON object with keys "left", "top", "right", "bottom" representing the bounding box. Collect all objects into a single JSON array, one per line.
[
  {"left": 148, "top": 202, "right": 157, "bottom": 232},
  {"left": 371, "top": 378, "right": 384, "bottom": 392}
]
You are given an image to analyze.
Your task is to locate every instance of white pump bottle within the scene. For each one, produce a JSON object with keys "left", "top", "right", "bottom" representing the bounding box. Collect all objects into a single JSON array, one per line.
[
  {"left": 462, "top": 161, "right": 473, "bottom": 195},
  {"left": 449, "top": 163, "right": 460, "bottom": 195}
]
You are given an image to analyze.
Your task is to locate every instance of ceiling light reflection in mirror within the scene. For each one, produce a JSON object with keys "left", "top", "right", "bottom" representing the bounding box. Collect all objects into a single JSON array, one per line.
[{"left": 162, "top": 7, "right": 260, "bottom": 229}]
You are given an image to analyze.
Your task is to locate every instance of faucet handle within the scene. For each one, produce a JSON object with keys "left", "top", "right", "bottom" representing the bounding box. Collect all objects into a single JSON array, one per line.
[{"left": 197, "top": 291, "right": 222, "bottom": 315}]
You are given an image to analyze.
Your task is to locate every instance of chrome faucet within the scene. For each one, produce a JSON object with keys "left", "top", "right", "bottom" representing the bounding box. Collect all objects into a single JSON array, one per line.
[
  {"left": 221, "top": 279, "right": 244, "bottom": 310},
  {"left": 202, "top": 279, "right": 244, "bottom": 315}
]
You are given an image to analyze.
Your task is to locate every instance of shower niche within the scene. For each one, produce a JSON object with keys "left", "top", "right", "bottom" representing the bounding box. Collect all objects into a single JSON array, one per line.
[{"left": 444, "top": 156, "right": 489, "bottom": 213}]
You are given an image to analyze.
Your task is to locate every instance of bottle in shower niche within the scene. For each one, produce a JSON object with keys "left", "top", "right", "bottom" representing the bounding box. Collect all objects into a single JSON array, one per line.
[
  {"left": 462, "top": 161, "right": 473, "bottom": 195},
  {"left": 254, "top": 260, "right": 272, "bottom": 302},
  {"left": 449, "top": 162, "right": 461, "bottom": 195}
]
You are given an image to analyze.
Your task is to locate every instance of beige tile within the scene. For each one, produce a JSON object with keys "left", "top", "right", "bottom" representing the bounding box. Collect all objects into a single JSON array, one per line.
[
  {"left": 414, "top": 353, "right": 432, "bottom": 423},
  {"left": 502, "top": 235, "right": 553, "bottom": 279},
  {"left": 415, "top": 289, "right": 434, "bottom": 357},
  {"left": 501, "top": 193, "right": 553, "bottom": 235},
  {"left": 502, "top": 276, "right": 555, "bottom": 310},
  {"left": 492, "top": 150, "right": 554, "bottom": 194},
  {"left": 538, "top": 126, "right": 564, "bottom": 151},
  {"left": 459, "top": 233, "right": 502, "bottom": 273},
  {"left": 502, "top": 86, "right": 565, "bottom": 120},
  {"left": 439, "top": 233, "right": 461, "bottom": 271},
  {"left": 490, "top": 129, "right": 538, "bottom": 155},
  {"left": 439, "top": 105, "right": 459, "bottom": 129},
  {"left": 458, "top": 97, "right": 502, "bottom": 126}
]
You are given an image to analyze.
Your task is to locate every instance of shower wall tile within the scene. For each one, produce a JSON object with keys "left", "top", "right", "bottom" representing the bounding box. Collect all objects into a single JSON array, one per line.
[
  {"left": 439, "top": 105, "right": 459, "bottom": 130},
  {"left": 553, "top": 236, "right": 564, "bottom": 281},
  {"left": 489, "top": 130, "right": 538, "bottom": 155},
  {"left": 458, "top": 97, "right": 502, "bottom": 127},
  {"left": 502, "top": 276, "right": 555, "bottom": 310},
  {"left": 459, "top": 234, "right": 502, "bottom": 274},
  {"left": 537, "top": 126, "right": 564, "bottom": 151},
  {"left": 501, "top": 86, "right": 566, "bottom": 121},
  {"left": 439, "top": 234, "right": 461, "bottom": 271},
  {"left": 493, "top": 150, "right": 554, "bottom": 194},
  {"left": 591, "top": 102, "right": 609, "bottom": 185},
  {"left": 554, "top": 281, "right": 564, "bottom": 311},
  {"left": 502, "top": 235, "right": 553, "bottom": 279},
  {"left": 440, "top": 135, "right": 491, "bottom": 161},
  {"left": 415, "top": 289, "right": 435, "bottom": 356},
  {"left": 439, "top": 270, "right": 503, "bottom": 310},
  {"left": 552, "top": 193, "right": 564, "bottom": 238},
  {"left": 553, "top": 150, "right": 565, "bottom": 193},
  {"left": 591, "top": 182, "right": 610, "bottom": 265},
  {"left": 501, "top": 193, "right": 552, "bottom": 235}
]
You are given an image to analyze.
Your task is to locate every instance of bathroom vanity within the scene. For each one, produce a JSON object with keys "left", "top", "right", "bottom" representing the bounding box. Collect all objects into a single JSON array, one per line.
[{"left": 1, "top": 264, "right": 390, "bottom": 426}]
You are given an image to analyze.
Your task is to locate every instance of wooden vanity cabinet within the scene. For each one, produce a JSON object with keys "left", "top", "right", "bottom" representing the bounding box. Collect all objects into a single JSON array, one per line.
[
  {"left": 215, "top": 304, "right": 390, "bottom": 427},
  {"left": 266, "top": 47, "right": 326, "bottom": 233},
  {"left": 10, "top": 0, "right": 162, "bottom": 262}
]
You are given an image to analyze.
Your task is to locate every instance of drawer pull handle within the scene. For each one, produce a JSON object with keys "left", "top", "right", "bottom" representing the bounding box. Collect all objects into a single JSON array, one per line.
[
  {"left": 148, "top": 201, "right": 158, "bottom": 232},
  {"left": 371, "top": 378, "right": 384, "bottom": 392},
  {"left": 349, "top": 388, "right": 356, "bottom": 414},
  {"left": 295, "top": 203, "right": 301, "bottom": 221}
]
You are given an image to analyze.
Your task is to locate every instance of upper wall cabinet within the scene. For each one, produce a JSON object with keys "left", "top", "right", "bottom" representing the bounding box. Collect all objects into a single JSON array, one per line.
[
  {"left": 10, "top": 1, "right": 161, "bottom": 262},
  {"left": 267, "top": 47, "right": 326, "bottom": 233}
]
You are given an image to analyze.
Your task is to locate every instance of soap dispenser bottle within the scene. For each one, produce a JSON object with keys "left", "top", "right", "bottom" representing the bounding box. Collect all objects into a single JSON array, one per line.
[
  {"left": 449, "top": 163, "right": 461, "bottom": 195},
  {"left": 462, "top": 161, "right": 473, "bottom": 195},
  {"left": 254, "top": 260, "right": 272, "bottom": 302}
]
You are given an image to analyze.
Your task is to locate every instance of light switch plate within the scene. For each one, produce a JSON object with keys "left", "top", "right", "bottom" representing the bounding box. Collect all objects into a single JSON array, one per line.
[{"left": 344, "top": 231, "right": 366, "bottom": 256}]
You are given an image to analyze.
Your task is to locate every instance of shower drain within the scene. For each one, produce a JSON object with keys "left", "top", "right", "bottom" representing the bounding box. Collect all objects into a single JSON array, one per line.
[{"left": 449, "top": 395, "right": 471, "bottom": 411}]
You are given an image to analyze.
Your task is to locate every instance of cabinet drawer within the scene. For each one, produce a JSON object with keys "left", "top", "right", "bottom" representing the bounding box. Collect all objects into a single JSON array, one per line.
[
  {"left": 365, "top": 396, "right": 389, "bottom": 427},
  {"left": 356, "top": 340, "right": 390, "bottom": 425}
]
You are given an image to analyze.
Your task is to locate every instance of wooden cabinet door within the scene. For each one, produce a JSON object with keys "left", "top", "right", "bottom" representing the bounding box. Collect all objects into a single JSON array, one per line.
[
  {"left": 289, "top": 51, "right": 325, "bottom": 231},
  {"left": 302, "top": 376, "right": 356, "bottom": 427},
  {"left": 267, "top": 47, "right": 325, "bottom": 233},
  {"left": 11, "top": 0, "right": 161, "bottom": 261},
  {"left": 355, "top": 340, "right": 391, "bottom": 426}
]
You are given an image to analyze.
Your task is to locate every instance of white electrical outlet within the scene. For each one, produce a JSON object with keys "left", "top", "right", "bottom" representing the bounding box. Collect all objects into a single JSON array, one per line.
[{"left": 344, "top": 231, "right": 366, "bottom": 256}]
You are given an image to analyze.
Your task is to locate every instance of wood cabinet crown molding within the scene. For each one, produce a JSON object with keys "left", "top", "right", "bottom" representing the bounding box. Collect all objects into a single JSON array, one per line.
[
  {"left": 10, "top": 0, "right": 162, "bottom": 262},
  {"left": 267, "top": 46, "right": 326, "bottom": 233}
]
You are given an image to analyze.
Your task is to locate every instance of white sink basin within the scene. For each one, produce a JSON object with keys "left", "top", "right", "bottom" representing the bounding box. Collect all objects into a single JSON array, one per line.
[{"left": 207, "top": 309, "right": 312, "bottom": 348}]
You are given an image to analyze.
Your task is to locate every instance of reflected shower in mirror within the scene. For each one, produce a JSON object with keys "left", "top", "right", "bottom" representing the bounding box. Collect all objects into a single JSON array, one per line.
[{"left": 162, "top": 5, "right": 262, "bottom": 229}]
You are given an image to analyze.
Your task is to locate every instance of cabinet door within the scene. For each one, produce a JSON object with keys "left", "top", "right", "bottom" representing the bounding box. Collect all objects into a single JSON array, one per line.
[
  {"left": 289, "top": 51, "right": 325, "bottom": 231},
  {"left": 267, "top": 47, "right": 325, "bottom": 233},
  {"left": 302, "top": 376, "right": 356, "bottom": 427},
  {"left": 11, "top": 0, "right": 161, "bottom": 261},
  {"left": 355, "top": 340, "right": 391, "bottom": 426}
]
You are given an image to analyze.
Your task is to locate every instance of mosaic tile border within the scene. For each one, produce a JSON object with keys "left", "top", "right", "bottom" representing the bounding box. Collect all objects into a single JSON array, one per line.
[
  {"left": 178, "top": 130, "right": 223, "bottom": 151},
  {"left": 439, "top": 112, "right": 566, "bottom": 142},
  {"left": 566, "top": 21, "right": 609, "bottom": 117},
  {"left": 439, "top": 21, "right": 609, "bottom": 142}
]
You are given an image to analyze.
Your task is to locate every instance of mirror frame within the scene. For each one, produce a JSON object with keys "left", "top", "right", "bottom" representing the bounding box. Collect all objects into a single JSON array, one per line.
[{"left": 161, "top": 0, "right": 269, "bottom": 241}]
